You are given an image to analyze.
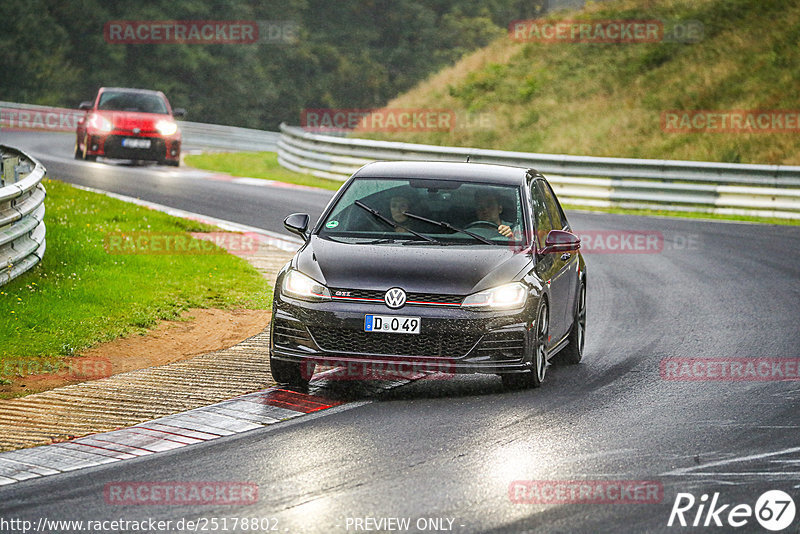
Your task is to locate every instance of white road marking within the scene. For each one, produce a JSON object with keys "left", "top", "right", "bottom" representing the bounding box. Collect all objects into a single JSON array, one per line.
[{"left": 661, "top": 446, "right": 800, "bottom": 476}]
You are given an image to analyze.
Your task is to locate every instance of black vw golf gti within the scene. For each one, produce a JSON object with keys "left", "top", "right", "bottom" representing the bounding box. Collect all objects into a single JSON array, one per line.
[{"left": 270, "top": 161, "right": 586, "bottom": 389}]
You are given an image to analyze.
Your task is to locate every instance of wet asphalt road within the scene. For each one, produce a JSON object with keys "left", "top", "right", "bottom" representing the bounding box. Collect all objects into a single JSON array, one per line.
[{"left": 1, "top": 130, "right": 799, "bottom": 533}]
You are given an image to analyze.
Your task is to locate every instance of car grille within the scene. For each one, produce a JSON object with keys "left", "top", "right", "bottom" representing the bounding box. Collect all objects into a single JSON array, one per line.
[
  {"left": 474, "top": 330, "right": 525, "bottom": 360},
  {"left": 273, "top": 319, "right": 314, "bottom": 347},
  {"left": 308, "top": 328, "right": 479, "bottom": 358},
  {"left": 103, "top": 135, "right": 166, "bottom": 160},
  {"left": 330, "top": 288, "right": 463, "bottom": 306}
]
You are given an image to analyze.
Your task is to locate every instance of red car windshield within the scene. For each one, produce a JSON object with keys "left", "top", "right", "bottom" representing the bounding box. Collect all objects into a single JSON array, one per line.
[{"left": 97, "top": 91, "right": 169, "bottom": 114}]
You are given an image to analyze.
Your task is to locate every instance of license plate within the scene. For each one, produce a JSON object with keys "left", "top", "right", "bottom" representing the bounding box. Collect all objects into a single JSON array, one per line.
[
  {"left": 122, "top": 138, "right": 151, "bottom": 149},
  {"left": 364, "top": 315, "right": 421, "bottom": 334}
]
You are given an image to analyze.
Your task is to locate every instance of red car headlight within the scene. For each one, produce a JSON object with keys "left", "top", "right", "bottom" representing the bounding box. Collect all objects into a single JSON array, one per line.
[
  {"left": 87, "top": 114, "right": 113, "bottom": 133},
  {"left": 156, "top": 120, "right": 179, "bottom": 136}
]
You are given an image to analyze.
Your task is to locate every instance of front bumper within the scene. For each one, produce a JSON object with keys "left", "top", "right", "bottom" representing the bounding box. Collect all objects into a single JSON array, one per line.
[
  {"left": 85, "top": 133, "right": 181, "bottom": 162},
  {"left": 270, "top": 296, "right": 536, "bottom": 375}
]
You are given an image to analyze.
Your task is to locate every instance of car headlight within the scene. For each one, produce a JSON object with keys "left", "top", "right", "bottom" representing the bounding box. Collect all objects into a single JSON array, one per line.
[
  {"left": 156, "top": 120, "right": 178, "bottom": 136},
  {"left": 282, "top": 270, "right": 331, "bottom": 302},
  {"left": 461, "top": 282, "right": 527, "bottom": 310},
  {"left": 87, "top": 114, "right": 113, "bottom": 133}
]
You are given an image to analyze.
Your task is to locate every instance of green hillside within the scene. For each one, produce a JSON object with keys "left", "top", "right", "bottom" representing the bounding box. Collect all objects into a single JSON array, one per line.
[{"left": 364, "top": 0, "right": 800, "bottom": 165}]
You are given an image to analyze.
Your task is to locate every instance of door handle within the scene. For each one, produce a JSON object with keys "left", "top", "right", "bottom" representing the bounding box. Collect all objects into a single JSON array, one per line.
[{"left": 561, "top": 253, "right": 571, "bottom": 261}]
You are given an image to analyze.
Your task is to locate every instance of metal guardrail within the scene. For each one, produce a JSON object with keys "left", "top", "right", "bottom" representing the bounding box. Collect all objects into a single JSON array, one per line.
[
  {"left": 0, "top": 101, "right": 278, "bottom": 152},
  {"left": 179, "top": 121, "right": 279, "bottom": 152},
  {"left": 277, "top": 123, "right": 800, "bottom": 219},
  {"left": 0, "top": 146, "right": 46, "bottom": 286},
  {"left": 2, "top": 99, "right": 799, "bottom": 219}
]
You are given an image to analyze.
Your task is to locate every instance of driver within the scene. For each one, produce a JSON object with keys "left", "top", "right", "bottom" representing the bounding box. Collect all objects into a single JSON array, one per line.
[
  {"left": 389, "top": 194, "right": 425, "bottom": 232},
  {"left": 474, "top": 190, "right": 514, "bottom": 238}
]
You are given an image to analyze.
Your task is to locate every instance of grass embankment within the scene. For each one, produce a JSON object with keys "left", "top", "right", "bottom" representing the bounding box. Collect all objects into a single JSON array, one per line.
[
  {"left": 185, "top": 151, "right": 344, "bottom": 191},
  {"left": 360, "top": 0, "right": 800, "bottom": 165},
  {"left": 0, "top": 179, "right": 271, "bottom": 378}
]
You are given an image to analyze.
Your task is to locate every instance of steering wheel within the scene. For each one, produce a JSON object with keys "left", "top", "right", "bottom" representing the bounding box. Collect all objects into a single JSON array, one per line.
[{"left": 465, "top": 220, "right": 499, "bottom": 230}]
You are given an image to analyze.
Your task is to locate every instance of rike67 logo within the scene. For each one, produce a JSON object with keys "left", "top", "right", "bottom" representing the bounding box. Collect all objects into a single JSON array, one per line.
[{"left": 668, "top": 490, "right": 796, "bottom": 531}]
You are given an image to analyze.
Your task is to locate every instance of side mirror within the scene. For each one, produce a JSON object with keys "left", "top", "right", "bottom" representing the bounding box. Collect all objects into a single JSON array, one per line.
[
  {"left": 284, "top": 213, "right": 310, "bottom": 240},
  {"left": 78, "top": 101, "right": 93, "bottom": 111},
  {"left": 539, "top": 229, "right": 580, "bottom": 255},
  {"left": 172, "top": 108, "right": 186, "bottom": 118}
]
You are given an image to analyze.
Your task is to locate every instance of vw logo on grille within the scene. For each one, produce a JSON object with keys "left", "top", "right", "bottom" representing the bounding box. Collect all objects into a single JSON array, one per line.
[
  {"left": 384, "top": 287, "right": 407, "bottom": 309},
  {"left": 133, "top": 128, "right": 141, "bottom": 134}
]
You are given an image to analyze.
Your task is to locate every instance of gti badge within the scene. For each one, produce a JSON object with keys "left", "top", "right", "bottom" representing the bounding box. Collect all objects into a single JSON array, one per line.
[{"left": 384, "top": 287, "right": 407, "bottom": 309}]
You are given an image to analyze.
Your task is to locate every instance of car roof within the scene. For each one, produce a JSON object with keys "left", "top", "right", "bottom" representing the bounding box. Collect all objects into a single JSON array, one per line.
[{"left": 352, "top": 161, "right": 532, "bottom": 186}]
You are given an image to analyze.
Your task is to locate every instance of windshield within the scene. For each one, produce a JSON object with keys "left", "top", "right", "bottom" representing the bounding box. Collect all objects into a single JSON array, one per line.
[
  {"left": 318, "top": 177, "right": 526, "bottom": 246},
  {"left": 97, "top": 91, "right": 169, "bottom": 114}
]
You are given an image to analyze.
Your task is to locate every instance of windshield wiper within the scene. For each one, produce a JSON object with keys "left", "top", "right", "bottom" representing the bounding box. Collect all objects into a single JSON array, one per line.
[
  {"left": 354, "top": 201, "right": 440, "bottom": 243},
  {"left": 402, "top": 211, "right": 497, "bottom": 245}
]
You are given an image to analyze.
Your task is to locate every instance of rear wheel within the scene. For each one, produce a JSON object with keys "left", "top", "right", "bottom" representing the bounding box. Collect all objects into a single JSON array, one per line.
[
  {"left": 554, "top": 281, "right": 585, "bottom": 365},
  {"left": 501, "top": 299, "right": 548, "bottom": 389},
  {"left": 73, "top": 141, "right": 82, "bottom": 159},
  {"left": 270, "top": 355, "right": 311, "bottom": 389}
]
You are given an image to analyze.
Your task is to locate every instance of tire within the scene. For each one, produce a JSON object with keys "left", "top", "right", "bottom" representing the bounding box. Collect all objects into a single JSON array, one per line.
[
  {"left": 74, "top": 141, "right": 82, "bottom": 159},
  {"left": 81, "top": 137, "right": 97, "bottom": 161},
  {"left": 160, "top": 160, "right": 179, "bottom": 167},
  {"left": 554, "top": 281, "right": 585, "bottom": 366},
  {"left": 270, "top": 355, "right": 312, "bottom": 388},
  {"left": 501, "top": 299, "right": 548, "bottom": 389}
]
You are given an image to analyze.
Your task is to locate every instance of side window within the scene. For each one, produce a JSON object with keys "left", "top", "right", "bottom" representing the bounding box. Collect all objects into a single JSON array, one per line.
[
  {"left": 537, "top": 180, "right": 568, "bottom": 231},
  {"left": 530, "top": 181, "right": 554, "bottom": 249}
]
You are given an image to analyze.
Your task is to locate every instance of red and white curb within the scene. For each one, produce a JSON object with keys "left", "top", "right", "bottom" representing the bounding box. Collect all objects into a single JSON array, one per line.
[
  {"left": 0, "top": 386, "right": 345, "bottom": 486},
  {"left": 0, "top": 181, "right": 433, "bottom": 487},
  {"left": 0, "top": 372, "right": 438, "bottom": 486}
]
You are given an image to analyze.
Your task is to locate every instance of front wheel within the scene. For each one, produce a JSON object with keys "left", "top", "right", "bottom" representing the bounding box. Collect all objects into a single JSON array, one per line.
[
  {"left": 501, "top": 299, "right": 548, "bottom": 389},
  {"left": 554, "top": 281, "right": 585, "bottom": 365},
  {"left": 270, "top": 355, "right": 311, "bottom": 389},
  {"left": 81, "top": 136, "right": 97, "bottom": 161}
]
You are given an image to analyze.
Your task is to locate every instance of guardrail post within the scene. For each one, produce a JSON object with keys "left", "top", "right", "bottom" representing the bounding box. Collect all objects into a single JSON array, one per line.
[{"left": 2, "top": 155, "right": 19, "bottom": 185}]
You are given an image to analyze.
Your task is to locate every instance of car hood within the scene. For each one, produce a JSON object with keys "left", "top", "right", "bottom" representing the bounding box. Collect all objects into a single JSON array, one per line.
[
  {"left": 295, "top": 236, "right": 531, "bottom": 295},
  {"left": 96, "top": 111, "right": 175, "bottom": 132}
]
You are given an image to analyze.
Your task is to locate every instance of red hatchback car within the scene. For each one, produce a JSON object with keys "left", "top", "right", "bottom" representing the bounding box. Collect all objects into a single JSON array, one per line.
[{"left": 75, "top": 87, "right": 185, "bottom": 166}]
